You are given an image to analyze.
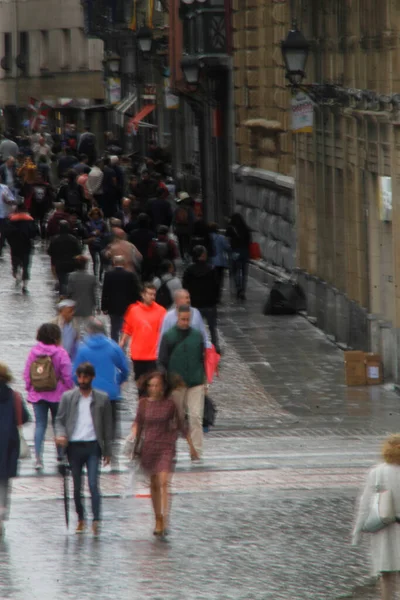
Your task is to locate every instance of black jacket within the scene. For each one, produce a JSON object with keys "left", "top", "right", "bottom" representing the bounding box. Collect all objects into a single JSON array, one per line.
[
  {"left": 6, "top": 213, "right": 38, "bottom": 255},
  {"left": 101, "top": 267, "right": 141, "bottom": 316},
  {"left": 182, "top": 262, "right": 219, "bottom": 308},
  {"left": 47, "top": 233, "right": 82, "bottom": 273},
  {"left": 146, "top": 197, "right": 173, "bottom": 230}
]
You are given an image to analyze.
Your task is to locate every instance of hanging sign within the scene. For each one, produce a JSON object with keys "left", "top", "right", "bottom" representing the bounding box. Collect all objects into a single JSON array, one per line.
[{"left": 291, "top": 91, "right": 313, "bottom": 133}]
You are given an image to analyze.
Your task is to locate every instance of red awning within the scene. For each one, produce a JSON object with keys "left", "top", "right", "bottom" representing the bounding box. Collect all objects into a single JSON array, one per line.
[{"left": 127, "top": 104, "right": 156, "bottom": 133}]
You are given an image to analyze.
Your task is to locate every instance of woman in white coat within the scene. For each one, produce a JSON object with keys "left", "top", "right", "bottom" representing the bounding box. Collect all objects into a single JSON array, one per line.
[{"left": 353, "top": 434, "right": 400, "bottom": 600}]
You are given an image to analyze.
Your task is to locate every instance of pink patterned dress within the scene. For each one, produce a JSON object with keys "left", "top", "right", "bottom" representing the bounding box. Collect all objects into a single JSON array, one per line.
[{"left": 135, "top": 397, "right": 187, "bottom": 475}]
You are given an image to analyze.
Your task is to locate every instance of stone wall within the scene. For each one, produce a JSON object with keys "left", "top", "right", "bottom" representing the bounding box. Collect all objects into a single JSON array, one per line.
[{"left": 233, "top": 165, "right": 296, "bottom": 272}]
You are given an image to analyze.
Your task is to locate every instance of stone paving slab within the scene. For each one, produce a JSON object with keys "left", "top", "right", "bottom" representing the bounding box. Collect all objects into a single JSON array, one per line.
[{"left": 1, "top": 491, "right": 378, "bottom": 600}]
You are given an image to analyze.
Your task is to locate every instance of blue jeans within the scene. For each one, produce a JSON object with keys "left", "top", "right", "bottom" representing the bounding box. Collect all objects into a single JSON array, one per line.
[
  {"left": 33, "top": 401, "right": 63, "bottom": 461},
  {"left": 67, "top": 441, "right": 101, "bottom": 522}
]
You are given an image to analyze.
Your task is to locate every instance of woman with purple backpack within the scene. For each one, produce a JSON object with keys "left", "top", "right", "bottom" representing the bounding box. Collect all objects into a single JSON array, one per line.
[{"left": 23, "top": 323, "right": 74, "bottom": 471}]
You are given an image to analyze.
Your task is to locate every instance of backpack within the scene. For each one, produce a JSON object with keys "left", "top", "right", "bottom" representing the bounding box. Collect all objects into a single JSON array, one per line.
[
  {"left": 155, "top": 240, "right": 169, "bottom": 261},
  {"left": 156, "top": 280, "right": 173, "bottom": 309},
  {"left": 30, "top": 355, "right": 57, "bottom": 392},
  {"left": 175, "top": 206, "right": 188, "bottom": 225},
  {"left": 66, "top": 186, "right": 81, "bottom": 210}
]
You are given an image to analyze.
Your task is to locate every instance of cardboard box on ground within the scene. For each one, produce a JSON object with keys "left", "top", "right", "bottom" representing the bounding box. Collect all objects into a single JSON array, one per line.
[{"left": 344, "top": 351, "right": 383, "bottom": 386}]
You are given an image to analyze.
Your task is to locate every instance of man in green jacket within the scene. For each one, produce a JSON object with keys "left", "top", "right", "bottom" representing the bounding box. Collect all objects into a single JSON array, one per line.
[{"left": 158, "top": 304, "right": 205, "bottom": 459}]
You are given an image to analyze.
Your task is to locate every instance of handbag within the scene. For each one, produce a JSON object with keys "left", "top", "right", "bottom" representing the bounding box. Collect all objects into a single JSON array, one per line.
[
  {"left": 13, "top": 391, "right": 31, "bottom": 460},
  {"left": 362, "top": 466, "right": 396, "bottom": 533},
  {"left": 122, "top": 434, "right": 136, "bottom": 461}
]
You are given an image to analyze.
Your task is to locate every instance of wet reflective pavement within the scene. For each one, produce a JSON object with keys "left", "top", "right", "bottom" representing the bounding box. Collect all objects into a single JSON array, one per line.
[{"left": 0, "top": 246, "right": 396, "bottom": 599}]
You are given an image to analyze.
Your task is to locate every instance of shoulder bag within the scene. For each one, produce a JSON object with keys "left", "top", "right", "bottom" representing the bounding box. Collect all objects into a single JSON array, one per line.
[{"left": 362, "top": 466, "right": 396, "bottom": 533}]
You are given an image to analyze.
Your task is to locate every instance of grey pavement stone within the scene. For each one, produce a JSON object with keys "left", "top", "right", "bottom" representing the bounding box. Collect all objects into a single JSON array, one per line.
[{"left": 0, "top": 491, "right": 379, "bottom": 600}]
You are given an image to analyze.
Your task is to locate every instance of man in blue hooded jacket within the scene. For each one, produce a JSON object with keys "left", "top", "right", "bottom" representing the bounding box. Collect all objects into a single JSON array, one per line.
[{"left": 73, "top": 317, "right": 129, "bottom": 467}]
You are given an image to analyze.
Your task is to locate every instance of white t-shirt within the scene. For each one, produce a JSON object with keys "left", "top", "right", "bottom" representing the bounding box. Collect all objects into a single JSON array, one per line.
[{"left": 70, "top": 393, "right": 97, "bottom": 442}]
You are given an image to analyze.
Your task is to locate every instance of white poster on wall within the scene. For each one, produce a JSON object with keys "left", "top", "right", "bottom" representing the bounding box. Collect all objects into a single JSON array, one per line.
[{"left": 291, "top": 92, "right": 314, "bottom": 133}]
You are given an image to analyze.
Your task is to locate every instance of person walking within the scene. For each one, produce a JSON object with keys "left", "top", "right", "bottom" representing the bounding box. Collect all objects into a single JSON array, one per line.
[
  {"left": 55, "top": 362, "right": 112, "bottom": 535},
  {"left": 158, "top": 305, "right": 205, "bottom": 459},
  {"left": 101, "top": 255, "right": 141, "bottom": 342},
  {"left": 5, "top": 203, "right": 39, "bottom": 294},
  {"left": 47, "top": 221, "right": 82, "bottom": 296},
  {"left": 158, "top": 288, "right": 210, "bottom": 349},
  {"left": 153, "top": 260, "right": 182, "bottom": 310},
  {"left": 23, "top": 323, "right": 74, "bottom": 471},
  {"left": 30, "top": 170, "right": 54, "bottom": 239},
  {"left": 149, "top": 225, "right": 179, "bottom": 277},
  {"left": 133, "top": 371, "right": 198, "bottom": 536},
  {"left": 0, "top": 156, "right": 18, "bottom": 196},
  {"left": 86, "top": 159, "right": 104, "bottom": 207},
  {"left": 0, "top": 132, "right": 18, "bottom": 162},
  {"left": 172, "top": 192, "right": 195, "bottom": 261},
  {"left": 0, "top": 183, "right": 16, "bottom": 257},
  {"left": 84, "top": 207, "right": 108, "bottom": 280},
  {"left": 73, "top": 319, "right": 128, "bottom": 466},
  {"left": 57, "top": 169, "right": 85, "bottom": 218},
  {"left": 128, "top": 213, "right": 155, "bottom": 282},
  {"left": 52, "top": 300, "right": 80, "bottom": 361},
  {"left": 226, "top": 212, "right": 251, "bottom": 301},
  {"left": 104, "top": 227, "right": 142, "bottom": 274},
  {"left": 182, "top": 245, "right": 220, "bottom": 353},
  {"left": 209, "top": 222, "right": 231, "bottom": 303},
  {"left": 352, "top": 433, "right": 400, "bottom": 600},
  {"left": 120, "top": 283, "right": 166, "bottom": 381},
  {"left": 77, "top": 127, "right": 97, "bottom": 166},
  {"left": 0, "top": 363, "right": 30, "bottom": 538},
  {"left": 67, "top": 255, "right": 97, "bottom": 330}
]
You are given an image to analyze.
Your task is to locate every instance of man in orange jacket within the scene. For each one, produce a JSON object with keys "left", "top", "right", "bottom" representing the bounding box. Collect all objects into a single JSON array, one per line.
[{"left": 120, "top": 282, "right": 166, "bottom": 381}]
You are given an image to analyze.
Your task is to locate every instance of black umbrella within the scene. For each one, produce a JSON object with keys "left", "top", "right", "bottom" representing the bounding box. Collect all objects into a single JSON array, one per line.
[{"left": 59, "top": 456, "right": 70, "bottom": 529}]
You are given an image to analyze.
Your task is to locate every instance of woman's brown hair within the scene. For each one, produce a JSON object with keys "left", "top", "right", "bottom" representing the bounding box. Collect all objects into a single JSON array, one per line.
[
  {"left": 88, "top": 207, "right": 104, "bottom": 219},
  {"left": 382, "top": 434, "right": 400, "bottom": 465}
]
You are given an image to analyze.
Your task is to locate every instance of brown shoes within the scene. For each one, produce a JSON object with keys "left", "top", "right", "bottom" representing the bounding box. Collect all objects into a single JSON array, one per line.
[
  {"left": 92, "top": 521, "right": 100, "bottom": 537},
  {"left": 75, "top": 520, "right": 86, "bottom": 534}
]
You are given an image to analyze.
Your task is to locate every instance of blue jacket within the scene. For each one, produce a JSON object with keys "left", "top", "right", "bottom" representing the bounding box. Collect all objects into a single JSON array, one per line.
[
  {"left": 210, "top": 232, "right": 230, "bottom": 268},
  {"left": 73, "top": 334, "right": 129, "bottom": 401}
]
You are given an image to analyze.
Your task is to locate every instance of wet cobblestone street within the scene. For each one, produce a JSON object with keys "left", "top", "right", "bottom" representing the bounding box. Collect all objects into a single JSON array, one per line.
[{"left": 0, "top": 246, "right": 397, "bottom": 599}]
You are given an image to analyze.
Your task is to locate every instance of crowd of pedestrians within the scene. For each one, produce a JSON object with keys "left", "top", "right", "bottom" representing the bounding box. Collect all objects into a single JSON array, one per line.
[{"left": 0, "top": 124, "right": 253, "bottom": 540}]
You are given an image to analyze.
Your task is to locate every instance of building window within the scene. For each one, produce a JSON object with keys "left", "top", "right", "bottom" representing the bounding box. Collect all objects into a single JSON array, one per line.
[
  {"left": 40, "top": 30, "right": 49, "bottom": 70},
  {"left": 17, "top": 32, "right": 28, "bottom": 76},
  {"left": 60, "top": 29, "right": 71, "bottom": 69},
  {"left": 1, "top": 33, "right": 12, "bottom": 75}
]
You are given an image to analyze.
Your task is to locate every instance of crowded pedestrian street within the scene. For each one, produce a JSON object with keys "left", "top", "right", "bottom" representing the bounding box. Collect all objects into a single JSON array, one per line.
[
  {"left": 2, "top": 1, "right": 400, "bottom": 597},
  {"left": 0, "top": 242, "right": 399, "bottom": 600}
]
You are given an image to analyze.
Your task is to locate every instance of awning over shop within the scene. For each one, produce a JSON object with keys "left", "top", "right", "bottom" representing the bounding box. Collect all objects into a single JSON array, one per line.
[
  {"left": 115, "top": 92, "right": 138, "bottom": 115},
  {"left": 127, "top": 104, "right": 156, "bottom": 133}
]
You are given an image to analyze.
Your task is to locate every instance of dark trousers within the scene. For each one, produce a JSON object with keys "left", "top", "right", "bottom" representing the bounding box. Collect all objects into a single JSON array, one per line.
[
  {"left": 89, "top": 248, "right": 104, "bottom": 280},
  {"left": 132, "top": 359, "right": 157, "bottom": 382},
  {"left": 199, "top": 306, "right": 219, "bottom": 352},
  {"left": 231, "top": 251, "right": 249, "bottom": 297},
  {"left": 56, "top": 269, "right": 69, "bottom": 297},
  {"left": 109, "top": 314, "right": 123, "bottom": 343},
  {"left": 214, "top": 266, "right": 225, "bottom": 303},
  {"left": 0, "top": 218, "right": 7, "bottom": 255},
  {"left": 11, "top": 251, "right": 31, "bottom": 282},
  {"left": 177, "top": 233, "right": 190, "bottom": 261},
  {"left": 110, "top": 401, "right": 119, "bottom": 442},
  {"left": 68, "top": 441, "right": 101, "bottom": 522}
]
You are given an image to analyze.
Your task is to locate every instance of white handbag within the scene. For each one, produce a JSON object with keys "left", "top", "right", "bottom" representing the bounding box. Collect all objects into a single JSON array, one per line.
[
  {"left": 362, "top": 467, "right": 396, "bottom": 533},
  {"left": 18, "top": 428, "right": 31, "bottom": 460}
]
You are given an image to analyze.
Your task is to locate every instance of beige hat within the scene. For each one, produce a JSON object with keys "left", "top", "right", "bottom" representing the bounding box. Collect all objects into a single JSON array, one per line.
[{"left": 177, "top": 191, "right": 190, "bottom": 203}]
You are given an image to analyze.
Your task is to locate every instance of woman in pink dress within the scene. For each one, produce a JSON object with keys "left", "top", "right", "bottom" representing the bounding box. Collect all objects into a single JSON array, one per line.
[{"left": 133, "top": 371, "right": 198, "bottom": 536}]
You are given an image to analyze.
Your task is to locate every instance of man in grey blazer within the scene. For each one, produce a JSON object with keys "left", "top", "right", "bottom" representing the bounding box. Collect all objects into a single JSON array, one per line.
[{"left": 55, "top": 362, "right": 112, "bottom": 535}]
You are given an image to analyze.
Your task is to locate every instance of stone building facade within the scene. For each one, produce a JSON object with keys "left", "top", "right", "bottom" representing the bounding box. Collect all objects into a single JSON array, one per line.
[
  {"left": 233, "top": 0, "right": 400, "bottom": 380},
  {"left": 0, "top": 0, "right": 104, "bottom": 128}
]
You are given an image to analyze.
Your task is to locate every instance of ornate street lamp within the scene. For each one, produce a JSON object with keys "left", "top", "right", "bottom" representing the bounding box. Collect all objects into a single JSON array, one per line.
[
  {"left": 137, "top": 25, "right": 153, "bottom": 55},
  {"left": 181, "top": 55, "right": 202, "bottom": 86},
  {"left": 280, "top": 21, "right": 310, "bottom": 86}
]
